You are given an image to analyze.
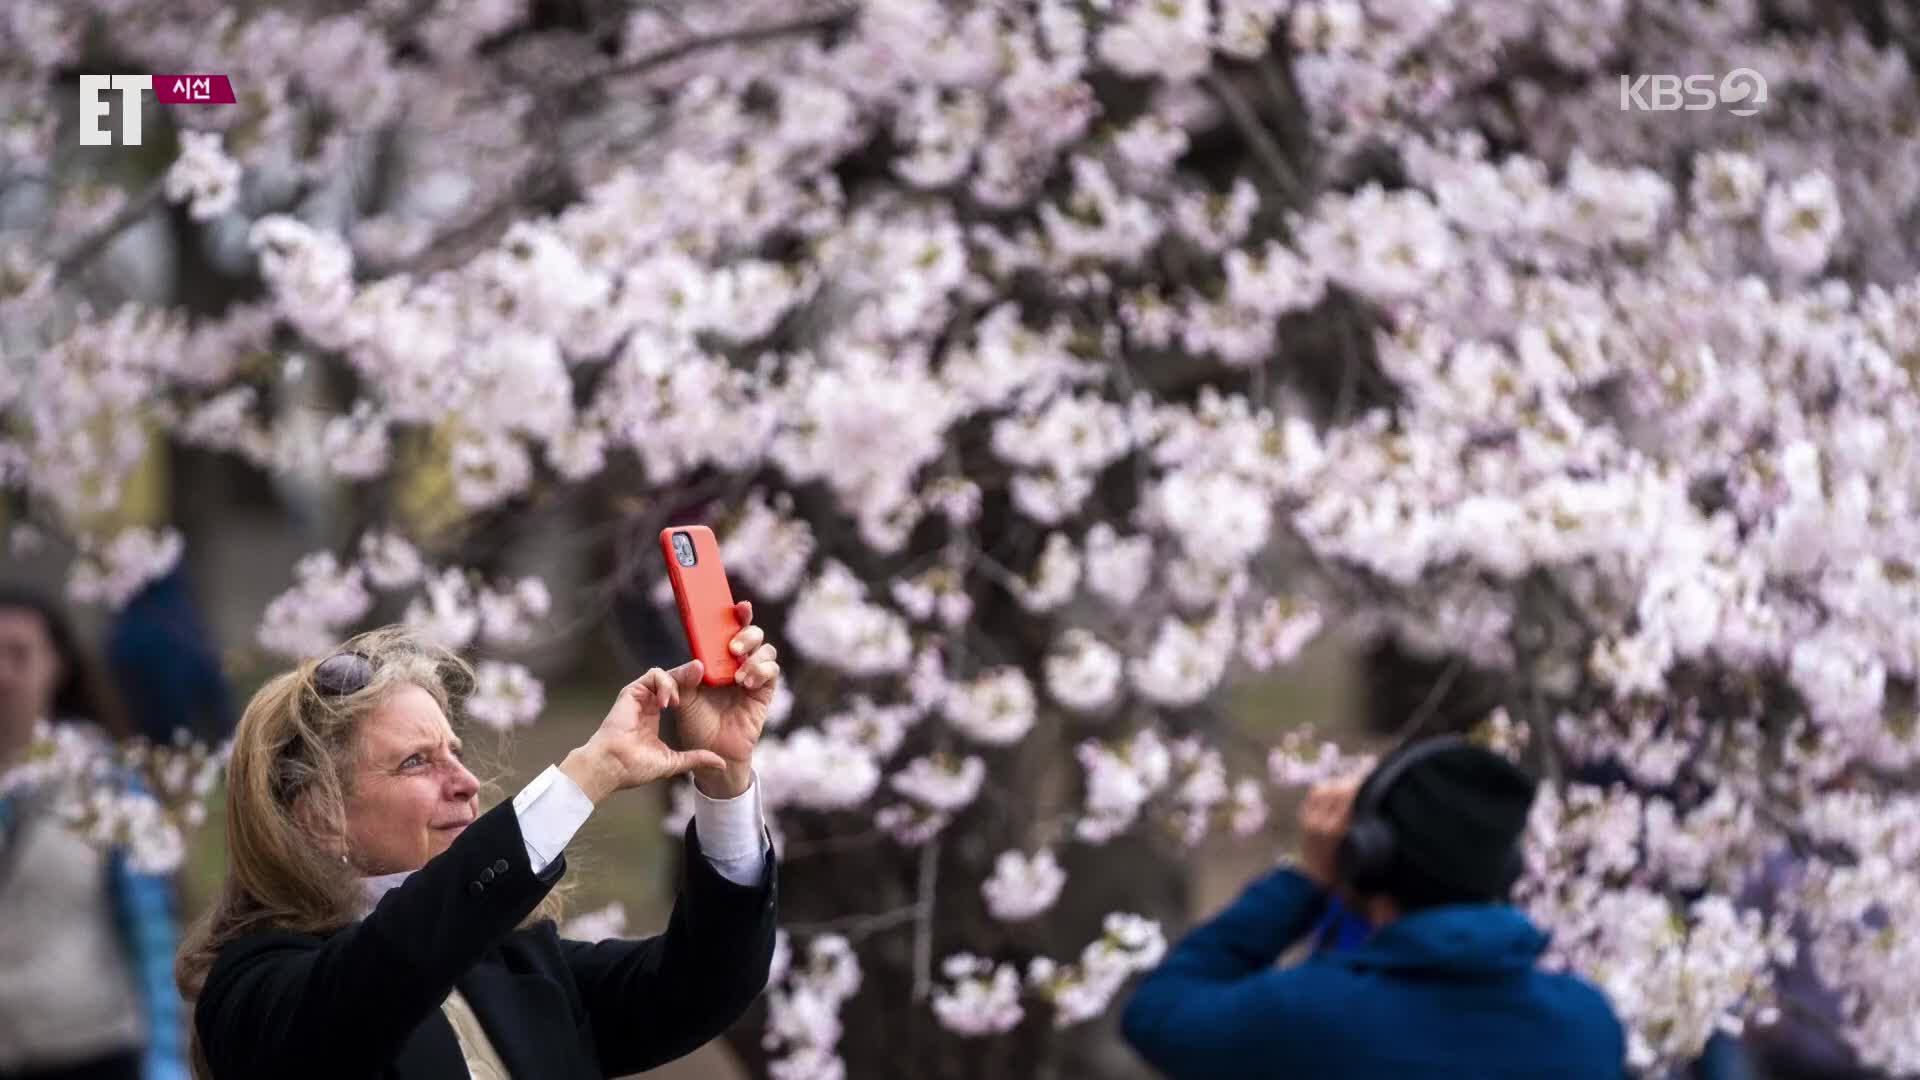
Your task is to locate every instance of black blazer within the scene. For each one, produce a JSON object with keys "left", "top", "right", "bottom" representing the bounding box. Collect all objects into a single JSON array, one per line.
[{"left": 195, "top": 797, "right": 777, "bottom": 1079}]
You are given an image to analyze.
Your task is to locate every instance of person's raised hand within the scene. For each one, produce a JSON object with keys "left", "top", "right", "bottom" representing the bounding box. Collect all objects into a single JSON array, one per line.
[
  {"left": 672, "top": 601, "right": 779, "bottom": 774},
  {"left": 560, "top": 668, "right": 728, "bottom": 803},
  {"left": 1297, "top": 774, "right": 1365, "bottom": 889}
]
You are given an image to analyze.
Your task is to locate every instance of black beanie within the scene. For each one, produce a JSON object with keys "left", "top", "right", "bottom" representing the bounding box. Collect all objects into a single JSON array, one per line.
[{"left": 1374, "top": 741, "right": 1538, "bottom": 908}]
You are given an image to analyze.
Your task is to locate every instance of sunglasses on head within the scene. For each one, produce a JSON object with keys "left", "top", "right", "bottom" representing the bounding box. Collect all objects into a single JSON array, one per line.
[
  {"left": 273, "top": 651, "right": 376, "bottom": 805},
  {"left": 312, "top": 650, "right": 375, "bottom": 697}
]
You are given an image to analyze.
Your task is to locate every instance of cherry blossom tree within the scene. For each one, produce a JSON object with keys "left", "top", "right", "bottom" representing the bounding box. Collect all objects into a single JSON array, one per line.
[{"left": 8, "top": 1, "right": 1920, "bottom": 1077}]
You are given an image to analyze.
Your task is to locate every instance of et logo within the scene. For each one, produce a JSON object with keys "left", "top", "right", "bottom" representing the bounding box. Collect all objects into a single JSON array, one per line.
[{"left": 79, "top": 75, "right": 236, "bottom": 146}]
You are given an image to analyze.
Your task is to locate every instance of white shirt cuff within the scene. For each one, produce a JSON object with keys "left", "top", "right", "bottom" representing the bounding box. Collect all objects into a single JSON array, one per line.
[
  {"left": 692, "top": 770, "right": 770, "bottom": 888},
  {"left": 512, "top": 765, "right": 597, "bottom": 875}
]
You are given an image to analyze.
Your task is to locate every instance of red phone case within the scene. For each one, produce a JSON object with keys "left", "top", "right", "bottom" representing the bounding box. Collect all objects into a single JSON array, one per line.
[{"left": 660, "top": 525, "right": 741, "bottom": 687}]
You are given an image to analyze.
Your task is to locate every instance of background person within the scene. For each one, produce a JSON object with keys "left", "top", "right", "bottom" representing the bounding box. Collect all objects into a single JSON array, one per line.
[
  {"left": 105, "top": 565, "right": 235, "bottom": 748},
  {"left": 1121, "top": 735, "right": 1627, "bottom": 1079},
  {"left": 0, "top": 585, "right": 189, "bottom": 1080}
]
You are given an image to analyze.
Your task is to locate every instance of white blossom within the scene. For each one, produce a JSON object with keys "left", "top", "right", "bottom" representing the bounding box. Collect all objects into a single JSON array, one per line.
[
  {"left": 889, "top": 754, "right": 986, "bottom": 812},
  {"left": 67, "top": 527, "right": 184, "bottom": 610},
  {"left": 984, "top": 848, "right": 1067, "bottom": 922},
  {"left": 164, "top": 130, "right": 242, "bottom": 220},
  {"left": 465, "top": 661, "right": 544, "bottom": 730},
  {"left": 561, "top": 902, "right": 627, "bottom": 942},
  {"left": 403, "top": 568, "right": 481, "bottom": 651},
  {"left": 359, "top": 530, "right": 424, "bottom": 590},
  {"left": 259, "top": 552, "right": 372, "bottom": 659},
  {"left": 942, "top": 667, "right": 1037, "bottom": 746},
  {"left": 1763, "top": 173, "right": 1845, "bottom": 276},
  {"left": 756, "top": 730, "right": 882, "bottom": 812},
  {"left": 932, "top": 954, "right": 1024, "bottom": 1036},
  {"left": 1044, "top": 629, "right": 1125, "bottom": 714}
]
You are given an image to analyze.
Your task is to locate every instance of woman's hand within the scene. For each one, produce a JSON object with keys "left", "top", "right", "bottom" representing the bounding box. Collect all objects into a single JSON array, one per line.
[
  {"left": 672, "top": 601, "right": 780, "bottom": 798},
  {"left": 561, "top": 668, "right": 729, "bottom": 803}
]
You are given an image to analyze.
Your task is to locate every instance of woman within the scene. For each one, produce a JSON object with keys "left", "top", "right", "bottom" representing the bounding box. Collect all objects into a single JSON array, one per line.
[
  {"left": 177, "top": 608, "right": 782, "bottom": 1079},
  {"left": 0, "top": 585, "right": 189, "bottom": 1080}
]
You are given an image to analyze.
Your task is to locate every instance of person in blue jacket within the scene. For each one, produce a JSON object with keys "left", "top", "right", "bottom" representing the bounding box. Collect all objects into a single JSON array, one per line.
[
  {"left": 1307, "top": 894, "right": 1755, "bottom": 1079},
  {"left": 106, "top": 565, "right": 235, "bottom": 746},
  {"left": 1122, "top": 734, "right": 1627, "bottom": 1079}
]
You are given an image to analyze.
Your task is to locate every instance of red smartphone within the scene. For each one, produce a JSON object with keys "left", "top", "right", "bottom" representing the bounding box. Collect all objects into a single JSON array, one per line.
[{"left": 660, "top": 525, "right": 741, "bottom": 687}]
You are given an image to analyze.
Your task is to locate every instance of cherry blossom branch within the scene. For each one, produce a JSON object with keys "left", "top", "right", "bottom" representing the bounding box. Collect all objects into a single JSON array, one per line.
[
  {"left": 54, "top": 180, "right": 166, "bottom": 280},
  {"left": 383, "top": 159, "right": 572, "bottom": 277},
  {"left": 557, "top": 6, "right": 859, "bottom": 95},
  {"left": 970, "top": 551, "right": 1027, "bottom": 595},
  {"left": 1532, "top": 571, "right": 1600, "bottom": 642},
  {"left": 385, "top": 9, "right": 852, "bottom": 276},
  {"left": 1748, "top": 795, "right": 1855, "bottom": 868}
]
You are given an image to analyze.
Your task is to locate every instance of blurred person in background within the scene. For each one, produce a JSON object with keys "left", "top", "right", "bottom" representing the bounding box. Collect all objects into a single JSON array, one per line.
[
  {"left": 1121, "top": 734, "right": 1626, "bottom": 1078},
  {"left": 0, "top": 585, "right": 189, "bottom": 1080},
  {"left": 1307, "top": 878, "right": 1758, "bottom": 1079},
  {"left": 178, "top": 611, "right": 781, "bottom": 1079},
  {"left": 105, "top": 566, "right": 234, "bottom": 748}
]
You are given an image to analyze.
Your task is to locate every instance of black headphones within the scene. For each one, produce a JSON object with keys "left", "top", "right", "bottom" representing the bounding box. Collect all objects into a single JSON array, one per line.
[{"left": 1335, "top": 735, "right": 1524, "bottom": 897}]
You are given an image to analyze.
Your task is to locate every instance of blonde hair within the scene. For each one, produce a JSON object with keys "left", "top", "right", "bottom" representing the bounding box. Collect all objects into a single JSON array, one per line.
[{"left": 177, "top": 625, "right": 566, "bottom": 1067}]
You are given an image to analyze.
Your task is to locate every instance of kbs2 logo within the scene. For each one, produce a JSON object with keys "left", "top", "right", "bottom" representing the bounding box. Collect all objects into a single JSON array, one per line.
[
  {"left": 1618, "top": 68, "right": 1768, "bottom": 117},
  {"left": 79, "top": 75, "right": 237, "bottom": 146}
]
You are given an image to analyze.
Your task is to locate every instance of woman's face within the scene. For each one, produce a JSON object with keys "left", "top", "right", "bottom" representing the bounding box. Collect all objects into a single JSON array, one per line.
[
  {"left": 0, "top": 607, "right": 60, "bottom": 750},
  {"left": 341, "top": 683, "right": 481, "bottom": 875}
]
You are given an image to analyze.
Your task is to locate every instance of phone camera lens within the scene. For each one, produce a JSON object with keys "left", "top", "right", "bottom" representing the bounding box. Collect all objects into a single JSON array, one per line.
[{"left": 672, "top": 532, "right": 697, "bottom": 567}]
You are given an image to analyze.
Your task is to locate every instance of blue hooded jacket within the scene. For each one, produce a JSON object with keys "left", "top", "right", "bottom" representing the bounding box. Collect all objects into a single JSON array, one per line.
[
  {"left": 1121, "top": 866, "right": 1627, "bottom": 1079},
  {"left": 1309, "top": 897, "right": 1757, "bottom": 1080}
]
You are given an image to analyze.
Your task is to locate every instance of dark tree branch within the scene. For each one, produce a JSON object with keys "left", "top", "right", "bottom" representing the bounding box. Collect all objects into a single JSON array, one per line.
[
  {"left": 784, "top": 902, "right": 922, "bottom": 941},
  {"left": 1396, "top": 655, "right": 1466, "bottom": 743},
  {"left": 911, "top": 835, "right": 941, "bottom": 1003},
  {"left": 54, "top": 180, "right": 167, "bottom": 281},
  {"left": 1203, "top": 70, "right": 1307, "bottom": 210},
  {"left": 1522, "top": 680, "right": 1563, "bottom": 785},
  {"left": 558, "top": 5, "right": 858, "bottom": 95},
  {"left": 780, "top": 827, "right": 893, "bottom": 860},
  {"left": 382, "top": 159, "right": 573, "bottom": 278}
]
